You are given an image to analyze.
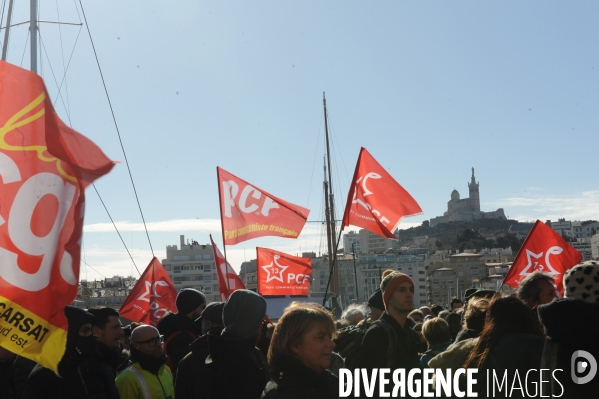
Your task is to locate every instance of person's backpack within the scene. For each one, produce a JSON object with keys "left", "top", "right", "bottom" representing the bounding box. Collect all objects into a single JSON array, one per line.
[{"left": 333, "top": 320, "right": 397, "bottom": 369}]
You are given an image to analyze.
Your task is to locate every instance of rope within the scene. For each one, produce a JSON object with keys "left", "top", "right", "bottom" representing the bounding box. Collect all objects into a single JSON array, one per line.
[{"left": 78, "top": 0, "right": 155, "bottom": 258}]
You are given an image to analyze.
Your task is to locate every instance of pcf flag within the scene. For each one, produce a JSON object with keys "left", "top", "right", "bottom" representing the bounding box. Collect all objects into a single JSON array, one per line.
[
  {"left": 342, "top": 147, "right": 422, "bottom": 238},
  {"left": 210, "top": 235, "right": 246, "bottom": 301},
  {"left": 119, "top": 257, "right": 178, "bottom": 326},
  {"left": 257, "top": 247, "right": 312, "bottom": 296},
  {"left": 217, "top": 167, "right": 310, "bottom": 245},
  {"left": 502, "top": 220, "right": 582, "bottom": 295},
  {"left": 0, "top": 61, "right": 114, "bottom": 373}
]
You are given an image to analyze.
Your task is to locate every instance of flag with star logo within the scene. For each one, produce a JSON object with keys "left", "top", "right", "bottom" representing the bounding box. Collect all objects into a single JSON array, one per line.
[
  {"left": 119, "top": 257, "right": 178, "bottom": 326},
  {"left": 210, "top": 235, "right": 247, "bottom": 301},
  {"left": 217, "top": 167, "right": 310, "bottom": 245},
  {"left": 0, "top": 61, "right": 114, "bottom": 374},
  {"left": 257, "top": 247, "right": 312, "bottom": 296},
  {"left": 341, "top": 147, "right": 422, "bottom": 239},
  {"left": 502, "top": 220, "right": 582, "bottom": 295}
]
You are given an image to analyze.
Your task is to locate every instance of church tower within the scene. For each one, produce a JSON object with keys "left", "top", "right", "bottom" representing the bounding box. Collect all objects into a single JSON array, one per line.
[{"left": 468, "top": 167, "right": 480, "bottom": 212}]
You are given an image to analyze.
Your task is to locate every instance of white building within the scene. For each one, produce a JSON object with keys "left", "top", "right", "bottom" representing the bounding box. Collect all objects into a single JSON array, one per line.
[{"left": 162, "top": 235, "right": 220, "bottom": 302}]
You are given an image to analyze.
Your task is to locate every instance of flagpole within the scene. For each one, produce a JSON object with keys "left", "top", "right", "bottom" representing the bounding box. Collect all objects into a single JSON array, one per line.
[{"left": 216, "top": 167, "right": 231, "bottom": 294}]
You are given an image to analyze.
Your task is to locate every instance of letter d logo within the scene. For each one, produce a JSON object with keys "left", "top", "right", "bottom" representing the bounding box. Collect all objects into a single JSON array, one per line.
[{"left": 571, "top": 350, "right": 597, "bottom": 384}]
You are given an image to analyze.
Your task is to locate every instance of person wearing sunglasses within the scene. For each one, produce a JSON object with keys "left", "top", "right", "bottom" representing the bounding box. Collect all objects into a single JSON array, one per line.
[{"left": 116, "top": 325, "right": 174, "bottom": 399}]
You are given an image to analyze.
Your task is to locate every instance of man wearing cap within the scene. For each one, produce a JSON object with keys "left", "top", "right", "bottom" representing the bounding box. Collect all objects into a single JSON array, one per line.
[
  {"left": 156, "top": 288, "right": 206, "bottom": 378},
  {"left": 175, "top": 302, "right": 225, "bottom": 398},
  {"left": 357, "top": 272, "right": 421, "bottom": 397}
]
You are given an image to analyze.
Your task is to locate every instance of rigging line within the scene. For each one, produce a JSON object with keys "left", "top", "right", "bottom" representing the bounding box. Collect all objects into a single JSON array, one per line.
[
  {"left": 305, "top": 105, "right": 324, "bottom": 209},
  {"left": 72, "top": 0, "right": 82, "bottom": 23},
  {"left": 92, "top": 183, "right": 141, "bottom": 276},
  {"left": 78, "top": 0, "right": 155, "bottom": 258},
  {"left": 38, "top": 30, "right": 73, "bottom": 124},
  {"left": 19, "top": 30, "right": 28, "bottom": 67},
  {"left": 52, "top": 25, "right": 82, "bottom": 109},
  {"left": 81, "top": 258, "right": 106, "bottom": 279},
  {"left": 55, "top": 0, "right": 71, "bottom": 118},
  {"left": 0, "top": 0, "right": 6, "bottom": 54}
]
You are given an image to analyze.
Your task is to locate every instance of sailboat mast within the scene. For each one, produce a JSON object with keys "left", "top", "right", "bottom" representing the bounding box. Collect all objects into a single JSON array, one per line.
[
  {"left": 30, "top": 0, "right": 38, "bottom": 73},
  {"left": 322, "top": 92, "right": 340, "bottom": 299},
  {"left": 1, "top": 0, "right": 15, "bottom": 61}
]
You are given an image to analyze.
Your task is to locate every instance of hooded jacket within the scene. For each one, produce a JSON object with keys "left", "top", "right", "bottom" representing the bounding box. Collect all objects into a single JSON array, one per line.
[
  {"left": 156, "top": 311, "right": 200, "bottom": 377},
  {"left": 538, "top": 298, "right": 599, "bottom": 398}
]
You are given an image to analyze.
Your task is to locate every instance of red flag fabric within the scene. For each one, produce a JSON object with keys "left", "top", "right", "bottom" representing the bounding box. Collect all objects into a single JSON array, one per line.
[
  {"left": 502, "top": 220, "right": 582, "bottom": 295},
  {"left": 217, "top": 167, "right": 310, "bottom": 245},
  {"left": 342, "top": 147, "right": 422, "bottom": 238},
  {"left": 210, "top": 235, "right": 246, "bottom": 301},
  {"left": 257, "top": 247, "right": 312, "bottom": 296},
  {"left": 119, "top": 257, "right": 178, "bottom": 326},
  {"left": 0, "top": 61, "right": 114, "bottom": 373}
]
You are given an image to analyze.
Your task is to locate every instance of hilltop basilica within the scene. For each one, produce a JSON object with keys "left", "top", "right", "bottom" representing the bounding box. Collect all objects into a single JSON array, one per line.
[{"left": 429, "top": 168, "right": 506, "bottom": 227}]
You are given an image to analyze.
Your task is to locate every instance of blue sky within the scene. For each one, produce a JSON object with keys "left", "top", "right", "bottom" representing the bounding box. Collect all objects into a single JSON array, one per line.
[{"left": 2, "top": 1, "right": 598, "bottom": 279}]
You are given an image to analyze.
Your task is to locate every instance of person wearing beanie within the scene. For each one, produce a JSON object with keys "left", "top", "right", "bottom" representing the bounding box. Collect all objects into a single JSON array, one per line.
[
  {"left": 22, "top": 307, "right": 97, "bottom": 399},
  {"left": 156, "top": 288, "right": 206, "bottom": 379},
  {"left": 179, "top": 290, "right": 269, "bottom": 399},
  {"left": 357, "top": 271, "right": 421, "bottom": 396},
  {"left": 175, "top": 302, "right": 226, "bottom": 398},
  {"left": 367, "top": 288, "right": 385, "bottom": 321},
  {"left": 537, "top": 261, "right": 599, "bottom": 397}
]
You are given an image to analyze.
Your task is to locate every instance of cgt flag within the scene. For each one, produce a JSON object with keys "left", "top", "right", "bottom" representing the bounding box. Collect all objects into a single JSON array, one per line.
[
  {"left": 257, "top": 247, "right": 312, "bottom": 296},
  {"left": 503, "top": 220, "right": 582, "bottom": 295},
  {"left": 217, "top": 167, "right": 310, "bottom": 245},
  {"left": 342, "top": 147, "right": 422, "bottom": 239},
  {"left": 119, "top": 257, "right": 178, "bottom": 327},
  {"left": 210, "top": 235, "right": 246, "bottom": 301},
  {"left": 0, "top": 61, "right": 114, "bottom": 373}
]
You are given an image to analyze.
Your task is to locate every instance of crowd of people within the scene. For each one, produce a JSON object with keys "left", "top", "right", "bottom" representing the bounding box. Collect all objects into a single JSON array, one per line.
[{"left": 0, "top": 260, "right": 598, "bottom": 398}]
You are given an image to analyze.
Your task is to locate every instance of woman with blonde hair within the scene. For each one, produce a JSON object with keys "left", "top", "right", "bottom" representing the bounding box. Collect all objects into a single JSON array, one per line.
[{"left": 261, "top": 303, "right": 338, "bottom": 399}]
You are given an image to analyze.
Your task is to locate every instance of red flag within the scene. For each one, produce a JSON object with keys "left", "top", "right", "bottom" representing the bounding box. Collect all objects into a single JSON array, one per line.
[
  {"left": 119, "top": 257, "right": 178, "bottom": 326},
  {"left": 342, "top": 148, "right": 422, "bottom": 238},
  {"left": 502, "top": 220, "right": 582, "bottom": 295},
  {"left": 217, "top": 167, "right": 310, "bottom": 245},
  {"left": 257, "top": 248, "right": 312, "bottom": 296},
  {"left": 210, "top": 235, "right": 246, "bottom": 301},
  {"left": 0, "top": 61, "right": 114, "bottom": 373}
]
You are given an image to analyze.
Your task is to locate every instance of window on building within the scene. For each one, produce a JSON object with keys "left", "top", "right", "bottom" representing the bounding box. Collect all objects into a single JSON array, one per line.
[{"left": 174, "top": 255, "right": 189, "bottom": 261}]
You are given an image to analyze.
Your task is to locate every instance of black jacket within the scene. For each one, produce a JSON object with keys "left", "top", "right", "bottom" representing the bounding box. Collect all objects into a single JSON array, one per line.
[
  {"left": 156, "top": 311, "right": 200, "bottom": 378},
  {"left": 175, "top": 326, "right": 224, "bottom": 399},
  {"left": 261, "top": 353, "right": 339, "bottom": 399},
  {"left": 538, "top": 298, "right": 599, "bottom": 399},
  {"left": 22, "top": 363, "right": 89, "bottom": 399},
  {"left": 78, "top": 341, "right": 121, "bottom": 399},
  {"left": 205, "top": 331, "right": 270, "bottom": 399},
  {"left": 359, "top": 311, "right": 420, "bottom": 371},
  {"left": 9, "top": 355, "right": 36, "bottom": 399}
]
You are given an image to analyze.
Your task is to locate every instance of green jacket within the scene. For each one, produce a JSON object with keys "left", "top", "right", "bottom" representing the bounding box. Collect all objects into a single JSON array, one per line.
[{"left": 115, "top": 361, "right": 175, "bottom": 399}]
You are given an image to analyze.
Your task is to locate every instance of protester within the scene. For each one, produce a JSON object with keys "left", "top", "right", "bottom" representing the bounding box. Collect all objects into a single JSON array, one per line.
[
  {"left": 454, "top": 297, "right": 490, "bottom": 342},
  {"left": 445, "top": 312, "right": 462, "bottom": 342},
  {"left": 450, "top": 297, "right": 463, "bottom": 311},
  {"left": 341, "top": 303, "right": 366, "bottom": 326},
  {"left": 156, "top": 288, "right": 206, "bottom": 377},
  {"left": 538, "top": 261, "right": 599, "bottom": 397},
  {"left": 22, "top": 306, "right": 96, "bottom": 399},
  {"left": 464, "top": 296, "right": 544, "bottom": 396},
  {"left": 262, "top": 303, "right": 338, "bottom": 399},
  {"left": 431, "top": 304, "right": 444, "bottom": 316},
  {"left": 367, "top": 289, "right": 385, "bottom": 321},
  {"left": 420, "top": 318, "right": 452, "bottom": 367},
  {"left": 200, "top": 289, "right": 270, "bottom": 399},
  {"left": 419, "top": 306, "right": 432, "bottom": 317},
  {"left": 358, "top": 272, "right": 420, "bottom": 372},
  {"left": 517, "top": 271, "right": 557, "bottom": 310},
  {"left": 78, "top": 306, "right": 122, "bottom": 398},
  {"left": 9, "top": 355, "right": 36, "bottom": 399},
  {"left": 0, "top": 347, "right": 15, "bottom": 399},
  {"left": 175, "top": 301, "right": 225, "bottom": 398},
  {"left": 408, "top": 309, "right": 424, "bottom": 323},
  {"left": 115, "top": 325, "right": 175, "bottom": 399}
]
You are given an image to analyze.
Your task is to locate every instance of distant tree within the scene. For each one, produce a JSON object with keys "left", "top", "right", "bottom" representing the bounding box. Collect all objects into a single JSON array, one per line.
[
  {"left": 422, "top": 220, "right": 430, "bottom": 228},
  {"left": 435, "top": 239, "right": 443, "bottom": 249}
]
